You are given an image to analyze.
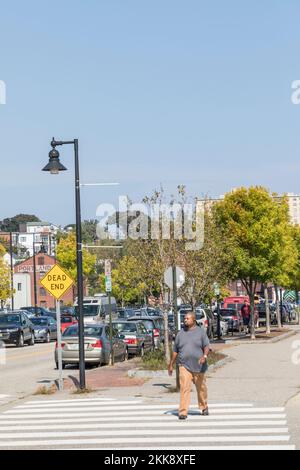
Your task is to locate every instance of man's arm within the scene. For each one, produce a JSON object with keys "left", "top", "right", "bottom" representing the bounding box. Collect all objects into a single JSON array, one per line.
[{"left": 168, "top": 351, "right": 178, "bottom": 376}]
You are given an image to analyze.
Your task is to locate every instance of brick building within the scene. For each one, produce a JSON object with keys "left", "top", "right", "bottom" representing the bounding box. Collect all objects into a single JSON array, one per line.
[{"left": 14, "top": 254, "right": 74, "bottom": 309}]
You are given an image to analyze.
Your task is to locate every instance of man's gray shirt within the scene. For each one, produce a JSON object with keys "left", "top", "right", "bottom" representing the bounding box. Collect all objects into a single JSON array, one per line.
[{"left": 173, "top": 326, "right": 210, "bottom": 373}]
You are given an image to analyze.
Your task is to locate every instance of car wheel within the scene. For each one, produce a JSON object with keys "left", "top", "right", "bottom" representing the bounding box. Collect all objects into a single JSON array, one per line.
[
  {"left": 17, "top": 333, "right": 24, "bottom": 348},
  {"left": 28, "top": 333, "right": 35, "bottom": 346},
  {"left": 123, "top": 348, "right": 129, "bottom": 362}
]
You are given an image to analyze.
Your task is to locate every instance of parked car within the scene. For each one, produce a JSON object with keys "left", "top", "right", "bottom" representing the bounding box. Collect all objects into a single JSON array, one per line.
[
  {"left": 212, "top": 312, "right": 229, "bottom": 337},
  {"left": 112, "top": 320, "right": 153, "bottom": 357},
  {"left": 21, "top": 306, "right": 56, "bottom": 320},
  {"left": 127, "top": 316, "right": 163, "bottom": 349},
  {"left": 117, "top": 308, "right": 136, "bottom": 320},
  {"left": 60, "top": 315, "right": 77, "bottom": 333},
  {"left": 0, "top": 311, "right": 35, "bottom": 347},
  {"left": 55, "top": 323, "right": 128, "bottom": 369},
  {"left": 219, "top": 308, "right": 244, "bottom": 332},
  {"left": 31, "top": 316, "right": 57, "bottom": 343}
]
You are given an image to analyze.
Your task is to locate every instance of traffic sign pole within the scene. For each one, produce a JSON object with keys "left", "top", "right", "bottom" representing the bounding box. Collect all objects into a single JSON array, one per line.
[
  {"left": 105, "top": 260, "right": 114, "bottom": 366},
  {"left": 172, "top": 265, "right": 180, "bottom": 392},
  {"left": 56, "top": 299, "right": 63, "bottom": 391}
]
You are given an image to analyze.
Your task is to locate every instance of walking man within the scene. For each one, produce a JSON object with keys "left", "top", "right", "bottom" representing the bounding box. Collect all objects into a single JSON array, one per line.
[{"left": 168, "top": 311, "right": 210, "bottom": 420}]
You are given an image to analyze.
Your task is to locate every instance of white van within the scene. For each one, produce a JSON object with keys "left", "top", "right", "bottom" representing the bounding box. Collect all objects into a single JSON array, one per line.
[{"left": 74, "top": 294, "right": 118, "bottom": 324}]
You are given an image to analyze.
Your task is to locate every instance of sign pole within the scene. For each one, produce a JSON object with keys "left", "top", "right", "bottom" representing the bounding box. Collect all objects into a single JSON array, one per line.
[
  {"left": 172, "top": 265, "right": 180, "bottom": 392},
  {"left": 105, "top": 260, "right": 114, "bottom": 366},
  {"left": 56, "top": 299, "right": 63, "bottom": 391}
]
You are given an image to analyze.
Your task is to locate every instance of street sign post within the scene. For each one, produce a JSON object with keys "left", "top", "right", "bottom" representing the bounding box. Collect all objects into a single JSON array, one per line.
[
  {"left": 164, "top": 266, "right": 185, "bottom": 392},
  {"left": 105, "top": 260, "right": 114, "bottom": 365},
  {"left": 213, "top": 282, "right": 221, "bottom": 340},
  {"left": 40, "top": 265, "right": 74, "bottom": 391}
]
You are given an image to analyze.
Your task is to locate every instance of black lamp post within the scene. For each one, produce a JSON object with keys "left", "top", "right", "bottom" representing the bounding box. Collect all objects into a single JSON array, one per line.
[
  {"left": 33, "top": 241, "right": 47, "bottom": 316},
  {"left": 42, "top": 138, "right": 86, "bottom": 390}
]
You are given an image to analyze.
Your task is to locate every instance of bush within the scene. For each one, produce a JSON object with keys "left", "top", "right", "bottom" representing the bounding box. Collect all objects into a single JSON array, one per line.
[{"left": 141, "top": 349, "right": 168, "bottom": 370}]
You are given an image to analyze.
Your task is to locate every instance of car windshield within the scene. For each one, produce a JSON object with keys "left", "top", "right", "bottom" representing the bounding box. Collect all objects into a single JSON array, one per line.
[
  {"left": 113, "top": 323, "right": 137, "bottom": 333},
  {"left": 140, "top": 320, "right": 155, "bottom": 330},
  {"left": 220, "top": 309, "right": 236, "bottom": 317},
  {"left": 63, "top": 326, "right": 103, "bottom": 337},
  {"left": 0, "top": 315, "right": 21, "bottom": 325},
  {"left": 196, "top": 310, "right": 205, "bottom": 319},
  {"left": 31, "top": 318, "right": 48, "bottom": 325},
  {"left": 61, "top": 316, "right": 73, "bottom": 324}
]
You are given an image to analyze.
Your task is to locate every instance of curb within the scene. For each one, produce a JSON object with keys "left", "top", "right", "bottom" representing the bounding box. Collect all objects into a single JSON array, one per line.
[
  {"left": 224, "top": 330, "right": 297, "bottom": 345},
  {"left": 128, "top": 356, "right": 231, "bottom": 378}
]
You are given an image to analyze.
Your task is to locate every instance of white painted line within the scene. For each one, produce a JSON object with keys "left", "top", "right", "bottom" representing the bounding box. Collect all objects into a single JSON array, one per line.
[
  {"left": 0, "top": 414, "right": 286, "bottom": 424},
  {"left": 0, "top": 428, "right": 289, "bottom": 439},
  {"left": 6, "top": 406, "right": 285, "bottom": 414},
  {"left": 17, "top": 400, "right": 143, "bottom": 409},
  {"left": 27, "top": 398, "right": 117, "bottom": 404},
  {"left": 0, "top": 436, "right": 290, "bottom": 447},
  {"left": 79, "top": 445, "right": 296, "bottom": 451},
  {"left": 1, "top": 410, "right": 287, "bottom": 419},
  {"left": 0, "top": 420, "right": 287, "bottom": 431},
  {"left": 19, "top": 402, "right": 255, "bottom": 409},
  {"left": 0, "top": 395, "right": 9, "bottom": 399}
]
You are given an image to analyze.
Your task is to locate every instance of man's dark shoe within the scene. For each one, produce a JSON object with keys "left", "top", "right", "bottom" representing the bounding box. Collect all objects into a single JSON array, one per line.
[
  {"left": 178, "top": 415, "right": 187, "bottom": 420},
  {"left": 202, "top": 408, "right": 209, "bottom": 416}
]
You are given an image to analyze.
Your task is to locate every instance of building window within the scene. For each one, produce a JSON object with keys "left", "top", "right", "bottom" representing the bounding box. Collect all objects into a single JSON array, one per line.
[
  {"left": 20, "top": 237, "right": 26, "bottom": 243},
  {"left": 40, "top": 288, "right": 47, "bottom": 297},
  {"left": 38, "top": 257, "right": 45, "bottom": 266},
  {"left": 18, "top": 283, "right": 22, "bottom": 291}
]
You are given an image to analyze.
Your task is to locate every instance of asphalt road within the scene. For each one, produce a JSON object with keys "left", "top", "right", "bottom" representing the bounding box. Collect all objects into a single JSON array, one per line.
[{"left": 0, "top": 342, "right": 65, "bottom": 404}]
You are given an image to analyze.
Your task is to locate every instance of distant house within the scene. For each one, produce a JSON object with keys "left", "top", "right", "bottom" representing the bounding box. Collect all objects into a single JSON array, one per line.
[{"left": 14, "top": 254, "right": 74, "bottom": 310}]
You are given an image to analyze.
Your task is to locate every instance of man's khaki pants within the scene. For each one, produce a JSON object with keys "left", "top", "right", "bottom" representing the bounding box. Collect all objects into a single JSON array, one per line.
[{"left": 179, "top": 366, "right": 208, "bottom": 416}]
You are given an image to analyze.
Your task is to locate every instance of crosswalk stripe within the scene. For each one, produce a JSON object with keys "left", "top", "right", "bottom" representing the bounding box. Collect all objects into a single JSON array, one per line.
[
  {"left": 0, "top": 414, "right": 287, "bottom": 424},
  {"left": 2, "top": 410, "right": 287, "bottom": 419},
  {"left": 5, "top": 406, "right": 285, "bottom": 414},
  {"left": 0, "top": 420, "right": 287, "bottom": 431},
  {"left": 26, "top": 398, "right": 118, "bottom": 404},
  {"left": 0, "top": 427, "right": 290, "bottom": 439},
  {"left": 19, "top": 402, "right": 254, "bottom": 409},
  {"left": 0, "top": 436, "right": 291, "bottom": 447},
  {"left": 0, "top": 398, "right": 293, "bottom": 450},
  {"left": 82, "top": 445, "right": 296, "bottom": 451}
]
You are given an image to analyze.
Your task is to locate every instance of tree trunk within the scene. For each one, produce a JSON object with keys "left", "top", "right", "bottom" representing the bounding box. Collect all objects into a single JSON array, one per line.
[
  {"left": 275, "top": 285, "right": 282, "bottom": 329},
  {"left": 249, "top": 291, "right": 256, "bottom": 340},
  {"left": 265, "top": 286, "right": 271, "bottom": 335},
  {"left": 164, "top": 310, "right": 171, "bottom": 364}
]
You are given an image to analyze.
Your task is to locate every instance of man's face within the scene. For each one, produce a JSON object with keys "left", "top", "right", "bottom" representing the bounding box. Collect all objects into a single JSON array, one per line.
[{"left": 184, "top": 314, "right": 196, "bottom": 328}]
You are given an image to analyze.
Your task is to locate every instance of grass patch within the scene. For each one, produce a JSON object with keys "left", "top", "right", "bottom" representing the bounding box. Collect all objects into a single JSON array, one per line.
[
  {"left": 141, "top": 349, "right": 226, "bottom": 371},
  {"left": 72, "top": 387, "right": 94, "bottom": 395},
  {"left": 34, "top": 385, "right": 57, "bottom": 396},
  {"left": 141, "top": 349, "right": 168, "bottom": 371}
]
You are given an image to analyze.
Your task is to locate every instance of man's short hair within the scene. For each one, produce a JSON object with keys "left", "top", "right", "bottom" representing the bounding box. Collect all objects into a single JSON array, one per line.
[{"left": 184, "top": 311, "right": 196, "bottom": 320}]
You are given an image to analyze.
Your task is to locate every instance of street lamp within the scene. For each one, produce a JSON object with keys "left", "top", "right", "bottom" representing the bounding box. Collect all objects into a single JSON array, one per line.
[
  {"left": 33, "top": 241, "right": 47, "bottom": 316},
  {"left": 42, "top": 138, "right": 86, "bottom": 390}
]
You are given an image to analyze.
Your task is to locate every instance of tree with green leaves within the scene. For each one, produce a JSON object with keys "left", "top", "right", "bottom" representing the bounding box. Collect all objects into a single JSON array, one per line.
[
  {"left": 213, "top": 187, "right": 296, "bottom": 339},
  {"left": 0, "top": 214, "right": 40, "bottom": 232},
  {"left": 0, "top": 243, "right": 13, "bottom": 308},
  {"left": 56, "top": 232, "right": 96, "bottom": 292}
]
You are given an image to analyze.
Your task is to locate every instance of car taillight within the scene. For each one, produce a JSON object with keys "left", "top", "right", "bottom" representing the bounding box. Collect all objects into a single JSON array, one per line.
[
  {"left": 153, "top": 329, "right": 160, "bottom": 337},
  {"left": 91, "top": 339, "right": 103, "bottom": 348},
  {"left": 204, "top": 320, "right": 208, "bottom": 327},
  {"left": 125, "top": 339, "right": 137, "bottom": 345},
  {"left": 56, "top": 342, "right": 65, "bottom": 348},
  {"left": 232, "top": 317, "right": 238, "bottom": 321}
]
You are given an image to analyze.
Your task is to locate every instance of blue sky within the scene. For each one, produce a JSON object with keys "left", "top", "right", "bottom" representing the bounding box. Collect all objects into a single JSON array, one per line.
[{"left": 1, "top": 0, "right": 300, "bottom": 226}]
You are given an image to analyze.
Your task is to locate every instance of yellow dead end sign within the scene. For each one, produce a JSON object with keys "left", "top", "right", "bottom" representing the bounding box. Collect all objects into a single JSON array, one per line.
[{"left": 40, "top": 264, "right": 74, "bottom": 300}]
